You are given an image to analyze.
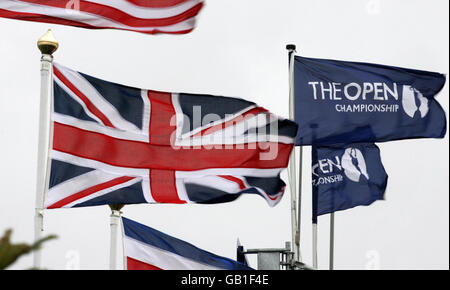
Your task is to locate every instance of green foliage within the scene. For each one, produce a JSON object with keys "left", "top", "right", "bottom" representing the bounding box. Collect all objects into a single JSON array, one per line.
[{"left": 0, "top": 229, "right": 57, "bottom": 270}]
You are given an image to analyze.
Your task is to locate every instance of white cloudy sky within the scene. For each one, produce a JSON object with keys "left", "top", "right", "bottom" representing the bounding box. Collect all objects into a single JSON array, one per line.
[{"left": 0, "top": 0, "right": 448, "bottom": 270}]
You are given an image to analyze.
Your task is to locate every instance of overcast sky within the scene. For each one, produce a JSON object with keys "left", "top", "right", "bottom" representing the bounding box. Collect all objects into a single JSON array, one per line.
[{"left": 0, "top": 0, "right": 448, "bottom": 270}]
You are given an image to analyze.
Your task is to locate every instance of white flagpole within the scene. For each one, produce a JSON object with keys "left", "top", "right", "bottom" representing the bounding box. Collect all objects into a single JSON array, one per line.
[
  {"left": 286, "top": 44, "right": 300, "bottom": 262},
  {"left": 329, "top": 212, "right": 335, "bottom": 270},
  {"left": 34, "top": 29, "right": 58, "bottom": 269},
  {"left": 312, "top": 222, "right": 318, "bottom": 269},
  {"left": 287, "top": 45, "right": 304, "bottom": 263},
  {"left": 109, "top": 204, "right": 124, "bottom": 270},
  {"left": 120, "top": 215, "right": 127, "bottom": 270},
  {"left": 297, "top": 128, "right": 304, "bottom": 262},
  {"left": 312, "top": 174, "right": 318, "bottom": 269}
]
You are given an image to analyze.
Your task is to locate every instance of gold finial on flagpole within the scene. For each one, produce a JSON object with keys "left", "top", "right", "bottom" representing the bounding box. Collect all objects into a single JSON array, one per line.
[
  {"left": 37, "top": 29, "right": 59, "bottom": 55},
  {"left": 109, "top": 204, "right": 125, "bottom": 213}
]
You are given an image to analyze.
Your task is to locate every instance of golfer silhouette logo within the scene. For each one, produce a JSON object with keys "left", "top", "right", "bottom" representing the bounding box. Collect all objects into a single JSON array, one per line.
[
  {"left": 402, "top": 85, "right": 429, "bottom": 118},
  {"left": 341, "top": 148, "right": 369, "bottom": 182}
]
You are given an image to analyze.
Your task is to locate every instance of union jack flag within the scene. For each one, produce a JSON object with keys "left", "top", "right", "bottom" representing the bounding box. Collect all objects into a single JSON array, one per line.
[
  {"left": 122, "top": 217, "right": 253, "bottom": 270},
  {"left": 0, "top": 0, "right": 204, "bottom": 34},
  {"left": 46, "top": 63, "right": 297, "bottom": 209}
]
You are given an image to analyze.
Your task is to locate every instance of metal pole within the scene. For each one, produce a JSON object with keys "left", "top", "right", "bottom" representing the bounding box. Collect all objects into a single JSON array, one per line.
[
  {"left": 109, "top": 210, "right": 120, "bottom": 270},
  {"left": 286, "top": 44, "right": 299, "bottom": 262},
  {"left": 34, "top": 29, "right": 58, "bottom": 269},
  {"left": 329, "top": 212, "right": 335, "bottom": 270},
  {"left": 290, "top": 45, "right": 304, "bottom": 262},
  {"left": 312, "top": 223, "right": 318, "bottom": 269},
  {"left": 120, "top": 215, "right": 127, "bottom": 270},
  {"left": 109, "top": 204, "right": 124, "bottom": 270},
  {"left": 297, "top": 143, "right": 303, "bottom": 262}
]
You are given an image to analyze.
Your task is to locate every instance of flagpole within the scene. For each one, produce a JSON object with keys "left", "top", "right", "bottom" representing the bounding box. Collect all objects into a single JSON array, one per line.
[
  {"left": 291, "top": 45, "right": 304, "bottom": 262},
  {"left": 109, "top": 204, "right": 124, "bottom": 270},
  {"left": 297, "top": 136, "right": 303, "bottom": 262},
  {"left": 312, "top": 222, "right": 318, "bottom": 269},
  {"left": 34, "top": 30, "right": 58, "bottom": 269},
  {"left": 286, "top": 44, "right": 300, "bottom": 262},
  {"left": 312, "top": 149, "right": 319, "bottom": 269},
  {"left": 120, "top": 214, "right": 127, "bottom": 270},
  {"left": 329, "top": 212, "right": 335, "bottom": 270}
]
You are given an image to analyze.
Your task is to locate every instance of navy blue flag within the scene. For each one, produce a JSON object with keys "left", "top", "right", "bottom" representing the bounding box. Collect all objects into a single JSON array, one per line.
[
  {"left": 294, "top": 56, "right": 447, "bottom": 145},
  {"left": 312, "top": 143, "right": 388, "bottom": 222}
]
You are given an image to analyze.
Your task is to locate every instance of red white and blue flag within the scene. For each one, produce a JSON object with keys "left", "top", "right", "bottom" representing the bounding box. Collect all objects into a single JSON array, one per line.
[
  {"left": 0, "top": 0, "right": 204, "bottom": 34},
  {"left": 46, "top": 63, "right": 297, "bottom": 209},
  {"left": 122, "top": 217, "right": 253, "bottom": 270}
]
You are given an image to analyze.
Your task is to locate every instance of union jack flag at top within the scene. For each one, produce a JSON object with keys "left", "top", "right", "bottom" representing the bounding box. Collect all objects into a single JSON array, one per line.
[
  {"left": 46, "top": 63, "right": 297, "bottom": 209},
  {"left": 0, "top": 0, "right": 204, "bottom": 34}
]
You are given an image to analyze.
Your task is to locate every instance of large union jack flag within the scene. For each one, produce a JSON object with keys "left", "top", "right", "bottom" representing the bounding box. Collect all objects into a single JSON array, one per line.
[
  {"left": 0, "top": 0, "right": 203, "bottom": 34},
  {"left": 46, "top": 63, "right": 297, "bottom": 209}
]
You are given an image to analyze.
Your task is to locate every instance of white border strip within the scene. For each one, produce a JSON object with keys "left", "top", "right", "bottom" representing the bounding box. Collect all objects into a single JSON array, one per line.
[
  {"left": 175, "top": 167, "right": 284, "bottom": 178},
  {"left": 62, "top": 176, "right": 141, "bottom": 208},
  {"left": 124, "top": 236, "right": 222, "bottom": 270},
  {"left": 51, "top": 150, "right": 149, "bottom": 177},
  {"left": 54, "top": 114, "right": 149, "bottom": 142}
]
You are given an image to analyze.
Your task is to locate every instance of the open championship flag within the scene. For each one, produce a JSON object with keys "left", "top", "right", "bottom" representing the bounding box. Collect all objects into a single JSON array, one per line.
[
  {"left": 122, "top": 217, "right": 253, "bottom": 270},
  {"left": 46, "top": 63, "right": 297, "bottom": 209},
  {"left": 312, "top": 143, "right": 388, "bottom": 222},
  {"left": 0, "top": 0, "right": 204, "bottom": 34},
  {"left": 294, "top": 56, "right": 447, "bottom": 145}
]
